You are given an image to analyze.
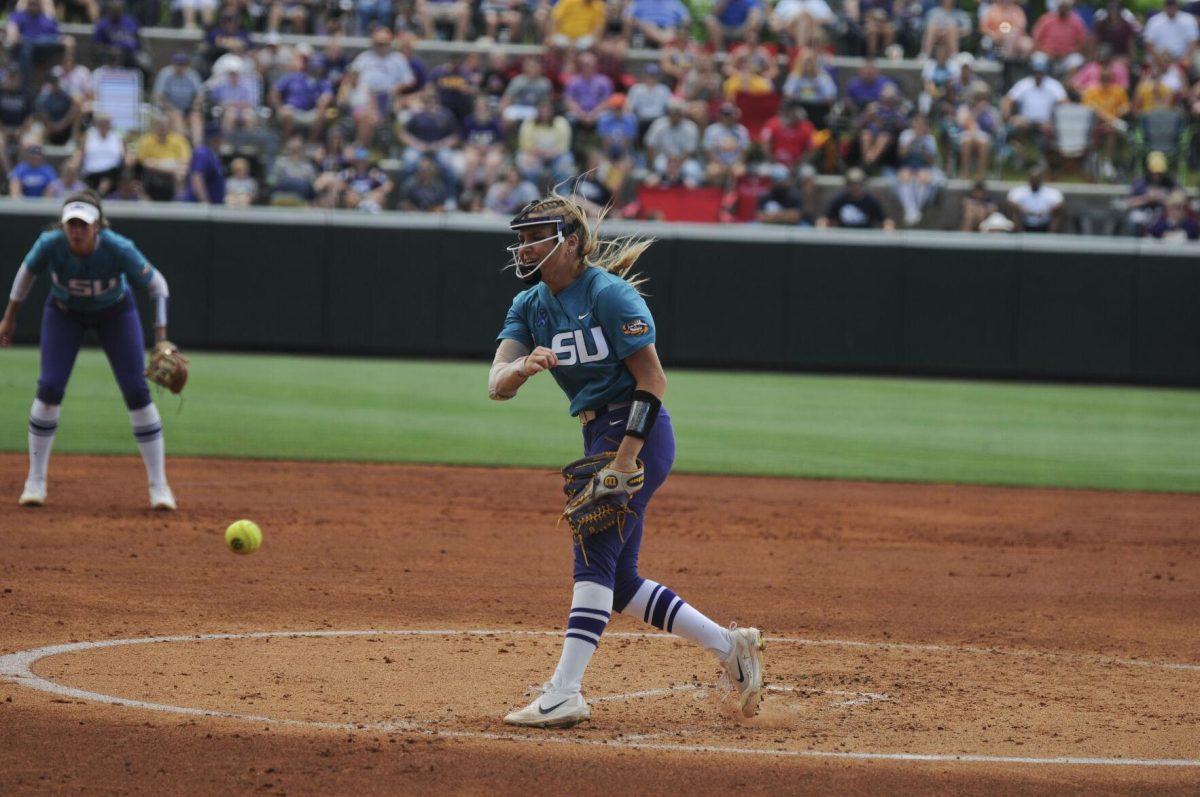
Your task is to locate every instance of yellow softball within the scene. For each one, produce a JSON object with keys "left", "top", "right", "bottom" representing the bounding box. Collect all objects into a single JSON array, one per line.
[{"left": 224, "top": 519, "right": 262, "bottom": 555}]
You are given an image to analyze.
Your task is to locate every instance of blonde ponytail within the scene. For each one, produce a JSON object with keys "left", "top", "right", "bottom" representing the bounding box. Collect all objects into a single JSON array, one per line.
[{"left": 551, "top": 188, "right": 655, "bottom": 293}]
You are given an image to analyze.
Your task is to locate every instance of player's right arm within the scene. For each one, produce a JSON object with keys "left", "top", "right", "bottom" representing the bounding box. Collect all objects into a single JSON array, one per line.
[
  {"left": 0, "top": 234, "right": 52, "bottom": 347},
  {"left": 489, "top": 339, "right": 560, "bottom": 400},
  {"left": 0, "top": 265, "right": 37, "bottom": 346},
  {"left": 490, "top": 297, "right": 553, "bottom": 400}
]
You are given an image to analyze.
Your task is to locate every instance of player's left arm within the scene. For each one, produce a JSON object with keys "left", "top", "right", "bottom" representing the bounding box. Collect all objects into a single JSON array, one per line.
[
  {"left": 145, "top": 268, "right": 170, "bottom": 343},
  {"left": 124, "top": 253, "right": 170, "bottom": 343},
  {"left": 595, "top": 282, "right": 663, "bottom": 472},
  {"left": 612, "top": 344, "right": 667, "bottom": 472}
]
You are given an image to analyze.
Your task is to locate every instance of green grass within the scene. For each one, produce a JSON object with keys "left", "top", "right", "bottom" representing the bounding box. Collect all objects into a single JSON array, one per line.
[{"left": 2, "top": 346, "right": 1199, "bottom": 493}]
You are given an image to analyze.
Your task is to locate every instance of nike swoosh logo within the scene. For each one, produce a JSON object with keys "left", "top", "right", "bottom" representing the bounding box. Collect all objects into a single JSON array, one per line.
[
  {"left": 735, "top": 660, "right": 745, "bottom": 684},
  {"left": 538, "top": 698, "right": 569, "bottom": 715},
  {"left": 608, "top": 419, "right": 623, "bottom": 426},
  {"left": 578, "top": 313, "right": 590, "bottom": 321}
]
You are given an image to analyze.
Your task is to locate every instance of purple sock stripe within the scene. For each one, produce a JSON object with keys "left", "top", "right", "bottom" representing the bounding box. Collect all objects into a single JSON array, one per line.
[
  {"left": 650, "top": 588, "right": 677, "bottom": 630},
  {"left": 666, "top": 599, "right": 686, "bottom": 633},
  {"left": 643, "top": 584, "right": 663, "bottom": 623},
  {"left": 566, "top": 615, "right": 608, "bottom": 637},
  {"left": 565, "top": 631, "right": 599, "bottom": 647},
  {"left": 569, "top": 607, "right": 610, "bottom": 620},
  {"left": 28, "top": 419, "right": 58, "bottom": 437}
]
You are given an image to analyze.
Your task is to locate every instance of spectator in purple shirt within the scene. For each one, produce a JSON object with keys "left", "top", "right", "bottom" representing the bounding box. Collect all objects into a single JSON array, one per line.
[
  {"left": 203, "top": 10, "right": 252, "bottom": 70},
  {"left": 460, "top": 94, "right": 505, "bottom": 195},
  {"left": 209, "top": 63, "right": 260, "bottom": 133},
  {"left": 5, "top": 0, "right": 62, "bottom": 94},
  {"left": 399, "top": 154, "right": 451, "bottom": 212},
  {"left": 1147, "top": 191, "right": 1200, "bottom": 242},
  {"left": 625, "top": 0, "right": 691, "bottom": 46},
  {"left": 596, "top": 95, "right": 639, "bottom": 151},
  {"left": 92, "top": 0, "right": 144, "bottom": 70},
  {"left": 271, "top": 55, "right": 334, "bottom": 142},
  {"left": 341, "top": 147, "right": 395, "bottom": 212},
  {"left": 8, "top": 144, "right": 58, "bottom": 197},
  {"left": 844, "top": 57, "right": 897, "bottom": 115},
  {"left": 184, "top": 125, "right": 227, "bottom": 204},
  {"left": 399, "top": 85, "right": 463, "bottom": 183},
  {"left": 564, "top": 52, "right": 613, "bottom": 130},
  {"left": 0, "top": 68, "right": 32, "bottom": 176}
]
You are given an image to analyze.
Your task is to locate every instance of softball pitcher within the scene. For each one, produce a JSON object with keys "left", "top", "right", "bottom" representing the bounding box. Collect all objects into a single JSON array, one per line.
[
  {"left": 489, "top": 194, "right": 765, "bottom": 728},
  {"left": 0, "top": 191, "right": 177, "bottom": 510}
]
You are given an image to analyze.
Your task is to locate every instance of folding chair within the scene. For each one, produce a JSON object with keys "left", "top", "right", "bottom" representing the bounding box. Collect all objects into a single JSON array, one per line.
[
  {"left": 1135, "top": 108, "right": 1190, "bottom": 180},
  {"left": 1051, "top": 103, "right": 1095, "bottom": 180},
  {"left": 734, "top": 91, "right": 781, "bottom": 140},
  {"left": 92, "top": 66, "right": 144, "bottom": 133}
]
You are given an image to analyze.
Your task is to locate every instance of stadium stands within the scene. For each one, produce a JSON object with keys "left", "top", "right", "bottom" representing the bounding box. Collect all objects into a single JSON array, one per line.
[{"left": 0, "top": 0, "right": 1197, "bottom": 238}]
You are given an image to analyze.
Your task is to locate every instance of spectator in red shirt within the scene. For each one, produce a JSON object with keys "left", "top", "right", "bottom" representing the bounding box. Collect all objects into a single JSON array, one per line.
[
  {"left": 760, "top": 99, "right": 816, "bottom": 169},
  {"left": 1032, "top": 0, "right": 1088, "bottom": 62}
]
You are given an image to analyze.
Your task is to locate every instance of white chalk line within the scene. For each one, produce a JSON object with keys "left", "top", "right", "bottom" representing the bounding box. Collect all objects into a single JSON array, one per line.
[
  {"left": 591, "top": 682, "right": 889, "bottom": 708},
  {"left": 0, "top": 629, "right": 1197, "bottom": 769},
  {"left": 778, "top": 636, "right": 1200, "bottom": 673}
]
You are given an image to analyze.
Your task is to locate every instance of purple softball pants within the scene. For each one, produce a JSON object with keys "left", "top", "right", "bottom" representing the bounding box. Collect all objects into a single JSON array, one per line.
[
  {"left": 37, "top": 292, "right": 152, "bottom": 411},
  {"left": 573, "top": 406, "right": 676, "bottom": 612}
]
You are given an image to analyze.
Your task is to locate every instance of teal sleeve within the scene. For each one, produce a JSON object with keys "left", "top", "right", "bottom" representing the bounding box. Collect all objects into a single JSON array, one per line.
[
  {"left": 596, "top": 282, "right": 655, "bottom": 360},
  {"left": 497, "top": 299, "right": 533, "bottom": 349},
  {"left": 21, "top": 232, "right": 54, "bottom": 275},
  {"left": 117, "top": 239, "right": 155, "bottom": 289}
]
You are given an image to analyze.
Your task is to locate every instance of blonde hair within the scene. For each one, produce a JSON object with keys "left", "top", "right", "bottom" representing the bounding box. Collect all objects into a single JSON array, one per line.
[{"left": 536, "top": 190, "right": 655, "bottom": 293}]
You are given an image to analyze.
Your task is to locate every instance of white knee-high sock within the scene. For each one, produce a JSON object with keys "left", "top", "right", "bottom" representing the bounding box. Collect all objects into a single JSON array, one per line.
[
  {"left": 27, "top": 399, "right": 60, "bottom": 483},
  {"left": 550, "top": 581, "right": 613, "bottom": 695},
  {"left": 622, "top": 579, "right": 732, "bottom": 659},
  {"left": 129, "top": 404, "right": 166, "bottom": 488}
]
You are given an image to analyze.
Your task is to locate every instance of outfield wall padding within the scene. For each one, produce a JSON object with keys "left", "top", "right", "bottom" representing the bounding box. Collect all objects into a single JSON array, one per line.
[{"left": 3, "top": 202, "right": 1198, "bottom": 386}]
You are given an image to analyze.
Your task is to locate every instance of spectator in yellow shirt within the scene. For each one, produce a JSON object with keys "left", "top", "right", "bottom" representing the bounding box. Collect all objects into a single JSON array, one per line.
[
  {"left": 1132, "top": 60, "right": 1178, "bottom": 115},
  {"left": 1081, "top": 65, "right": 1129, "bottom": 180},
  {"left": 550, "top": 0, "right": 606, "bottom": 49},
  {"left": 722, "top": 59, "right": 773, "bottom": 100},
  {"left": 133, "top": 113, "right": 192, "bottom": 201}
]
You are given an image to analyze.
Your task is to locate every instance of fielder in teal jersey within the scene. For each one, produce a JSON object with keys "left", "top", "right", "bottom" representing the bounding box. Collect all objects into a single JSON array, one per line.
[
  {"left": 0, "top": 192, "right": 177, "bottom": 510},
  {"left": 488, "top": 194, "right": 766, "bottom": 729}
]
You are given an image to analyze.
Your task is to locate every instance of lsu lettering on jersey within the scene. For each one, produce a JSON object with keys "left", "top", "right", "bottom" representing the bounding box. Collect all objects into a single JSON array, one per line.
[
  {"left": 498, "top": 266, "right": 656, "bottom": 416},
  {"left": 22, "top": 229, "right": 156, "bottom": 313}
]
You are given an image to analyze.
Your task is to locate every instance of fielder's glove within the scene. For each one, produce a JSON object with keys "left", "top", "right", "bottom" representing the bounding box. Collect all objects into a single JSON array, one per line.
[
  {"left": 561, "top": 453, "right": 645, "bottom": 561},
  {"left": 145, "top": 340, "right": 190, "bottom": 394}
]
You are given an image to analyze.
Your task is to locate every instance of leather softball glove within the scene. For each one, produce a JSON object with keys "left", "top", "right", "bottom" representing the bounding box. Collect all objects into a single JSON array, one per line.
[
  {"left": 145, "top": 340, "right": 189, "bottom": 394},
  {"left": 561, "top": 453, "right": 645, "bottom": 556}
]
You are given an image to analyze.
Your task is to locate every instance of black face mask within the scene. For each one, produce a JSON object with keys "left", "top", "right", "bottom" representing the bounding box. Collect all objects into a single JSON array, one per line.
[{"left": 519, "top": 270, "right": 542, "bottom": 286}]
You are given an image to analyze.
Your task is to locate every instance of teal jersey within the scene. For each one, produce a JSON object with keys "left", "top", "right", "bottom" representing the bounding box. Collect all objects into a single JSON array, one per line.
[
  {"left": 22, "top": 229, "right": 156, "bottom": 314},
  {"left": 498, "top": 266, "right": 657, "bottom": 416}
]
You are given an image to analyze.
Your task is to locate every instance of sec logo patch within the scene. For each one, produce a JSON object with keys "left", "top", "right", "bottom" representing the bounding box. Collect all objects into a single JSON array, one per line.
[{"left": 622, "top": 319, "right": 649, "bottom": 336}]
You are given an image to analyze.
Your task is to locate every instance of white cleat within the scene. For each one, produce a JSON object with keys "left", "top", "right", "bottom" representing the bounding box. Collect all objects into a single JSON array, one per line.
[
  {"left": 19, "top": 480, "right": 46, "bottom": 507},
  {"left": 722, "top": 624, "right": 766, "bottom": 718},
  {"left": 149, "top": 483, "right": 177, "bottom": 511},
  {"left": 503, "top": 685, "right": 590, "bottom": 729}
]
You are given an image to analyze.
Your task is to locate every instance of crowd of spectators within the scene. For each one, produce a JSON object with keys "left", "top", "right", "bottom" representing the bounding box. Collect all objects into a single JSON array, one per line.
[{"left": 0, "top": 0, "right": 1199, "bottom": 240}]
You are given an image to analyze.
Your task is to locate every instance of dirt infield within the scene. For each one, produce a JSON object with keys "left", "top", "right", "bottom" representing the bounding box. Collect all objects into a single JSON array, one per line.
[{"left": 1, "top": 453, "right": 1198, "bottom": 796}]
